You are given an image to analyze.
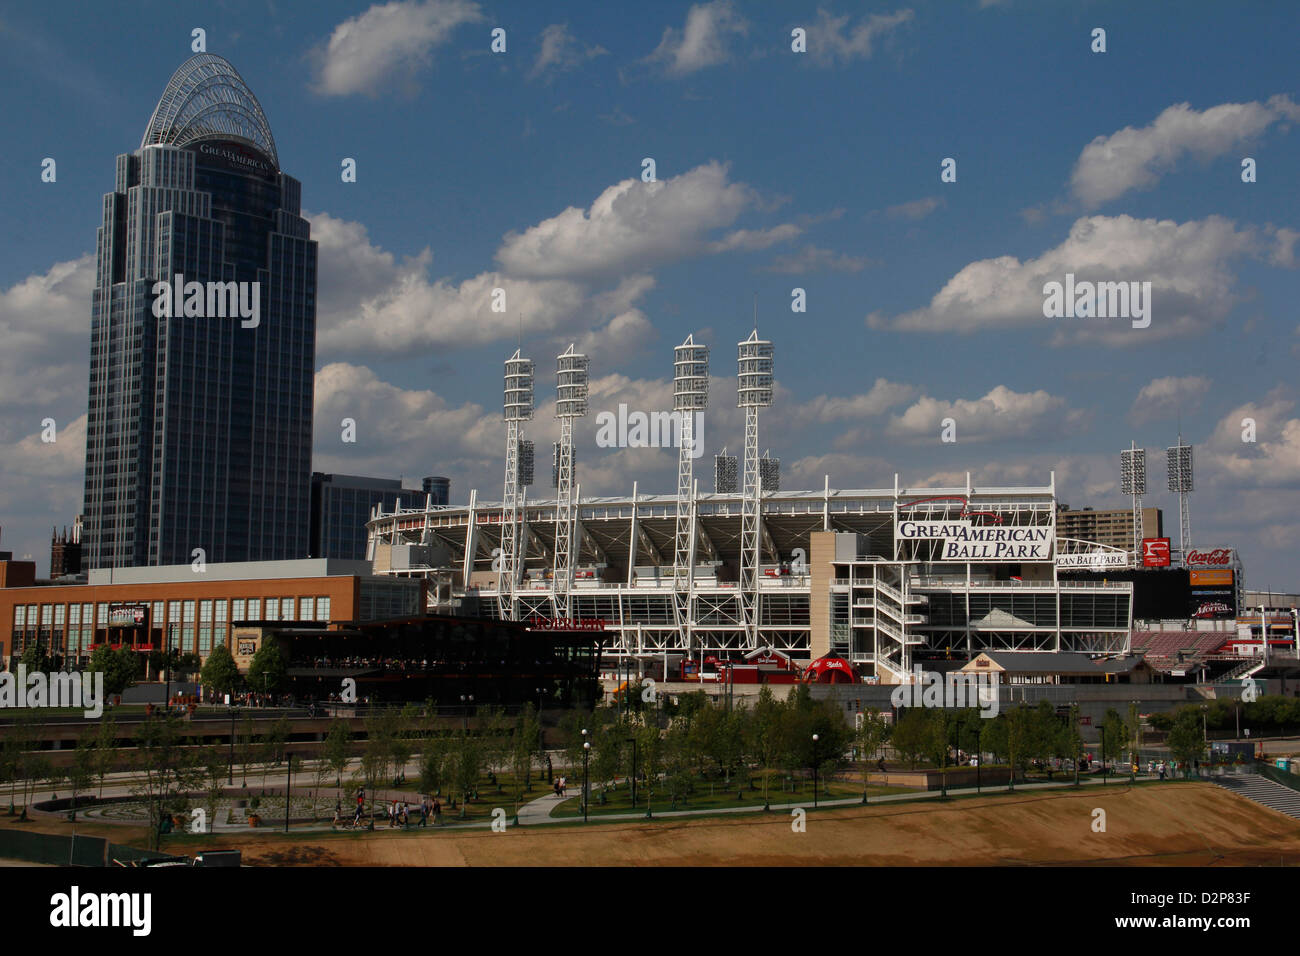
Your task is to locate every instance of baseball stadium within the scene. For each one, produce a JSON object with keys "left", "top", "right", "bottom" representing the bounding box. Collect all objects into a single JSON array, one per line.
[{"left": 365, "top": 333, "right": 1135, "bottom": 680}]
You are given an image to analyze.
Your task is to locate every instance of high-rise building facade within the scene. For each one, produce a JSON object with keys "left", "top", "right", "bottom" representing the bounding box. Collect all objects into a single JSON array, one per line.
[
  {"left": 1057, "top": 506, "right": 1163, "bottom": 552},
  {"left": 310, "top": 473, "right": 427, "bottom": 561},
  {"left": 83, "top": 54, "right": 317, "bottom": 570}
]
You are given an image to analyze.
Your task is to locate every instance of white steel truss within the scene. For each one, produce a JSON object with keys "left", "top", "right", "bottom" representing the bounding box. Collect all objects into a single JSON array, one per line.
[
  {"left": 552, "top": 345, "right": 588, "bottom": 619},
  {"left": 672, "top": 335, "right": 708, "bottom": 650},
  {"left": 737, "top": 330, "right": 773, "bottom": 650},
  {"left": 499, "top": 350, "right": 534, "bottom": 620}
]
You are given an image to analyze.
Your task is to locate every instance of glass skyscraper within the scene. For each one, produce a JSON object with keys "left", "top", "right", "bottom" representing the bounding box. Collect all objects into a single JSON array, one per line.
[{"left": 83, "top": 53, "right": 317, "bottom": 570}]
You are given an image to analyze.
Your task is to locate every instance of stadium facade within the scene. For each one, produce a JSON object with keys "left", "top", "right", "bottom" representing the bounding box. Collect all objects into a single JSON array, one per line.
[
  {"left": 83, "top": 54, "right": 317, "bottom": 570},
  {"left": 366, "top": 335, "right": 1135, "bottom": 682}
]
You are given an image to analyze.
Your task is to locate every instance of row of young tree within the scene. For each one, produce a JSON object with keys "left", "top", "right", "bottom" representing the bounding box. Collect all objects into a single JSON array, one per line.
[
  {"left": 11, "top": 636, "right": 293, "bottom": 702},
  {"left": 1149, "top": 695, "right": 1300, "bottom": 736},
  {"left": 15, "top": 644, "right": 202, "bottom": 698}
]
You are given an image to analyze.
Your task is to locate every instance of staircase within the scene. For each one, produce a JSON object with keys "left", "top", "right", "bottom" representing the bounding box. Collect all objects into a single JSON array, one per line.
[
  {"left": 1214, "top": 773, "right": 1300, "bottom": 820},
  {"left": 1218, "top": 658, "right": 1265, "bottom": 682}
]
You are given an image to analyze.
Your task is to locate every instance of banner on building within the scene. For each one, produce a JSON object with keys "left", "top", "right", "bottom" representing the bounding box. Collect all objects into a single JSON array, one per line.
[
  {"left": 896, "top": 519, "right": 1054, "bottom": 562},
  {"left": 1056, "top": 551, "right": 1128, "bottom": 570},
  {"left": 107, "top": 604, "right": 148, "bottom": 629}
]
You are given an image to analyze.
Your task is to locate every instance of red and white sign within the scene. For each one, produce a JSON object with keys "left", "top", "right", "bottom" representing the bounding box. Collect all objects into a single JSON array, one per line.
[
  {"left": 1141, "top": 538, "right": 1171, "bottom": 567},
  {"left": 1186, "top": 548, "right": 1233, "bottom": 569}
]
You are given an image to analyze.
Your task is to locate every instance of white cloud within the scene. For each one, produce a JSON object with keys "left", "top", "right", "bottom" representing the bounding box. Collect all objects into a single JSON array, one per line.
[
  {"left": 0, "top": 253, "right": 94, "bottom": 425},
  {"left": 886, "top": 385, "right": 1085, "bottom": 443},
  {"left": 1203, "top": 393, "right": 1300, "bottom": 488},
  {"left": 707, "top": 224, "right": 802, "bottom": 253},
  {"left": 763, "top": 244, "right": 870, "bottom": 274},
  {"left": 529, "top": 23, "right": 607, "bottom": 80},
  {"left": 883, "top": 196, "right": 944, "bottom": 220},
  {"left": 872, "top": 214, "right": 1260, "bottom": 345},
  {"left": 1128, "top": 376, "right": 1210, "bottom": 425},
  {"left": 1271, "top": 227, "right": 1300, "bottom": 268},
  {"left": 495, "top": 161, "right": 762, "bottom": 280},
  {"left": 311, "top": 0, "right": 484, "bottom": 97},
  {"left": 644, "top": 1, "right": 748, "bottom": 76},
  {"left": 801, "top": 380, "right": 918, "bottom": 423},
  {"left": 1070, "top": 96, "right": 1300, "bottom": 207},
  {"left": 805, "top": 7, "right": 914, "bottom": 66}
]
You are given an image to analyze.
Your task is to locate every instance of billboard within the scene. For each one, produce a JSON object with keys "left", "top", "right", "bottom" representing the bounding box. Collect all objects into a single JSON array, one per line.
[
  {"left": 1185, "top": 548, "right": 1234, "bottom": 569},
  {"left": 1141, "top": 537, "right": 1171, "bottom": 567},
  {"left": 1190, "top": 569, "right": 1234, "bottom": 587},
  {"left": 1190, "top": 587, "right": 1236, "bottom": 618},
  {"left": 1056, "top": 551, "right": 1128, "bottom": 570},
  {"left": 896, "top": 519, "right": 1054, "bottom": 562},
  {"left": 107, "top": 604, "right": 148, "bottom": 629}
]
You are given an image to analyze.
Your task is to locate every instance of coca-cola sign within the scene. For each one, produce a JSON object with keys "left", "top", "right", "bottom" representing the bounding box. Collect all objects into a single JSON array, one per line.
[{"left": 1186, "top": 548, "right": 1233, "bottom": 569}]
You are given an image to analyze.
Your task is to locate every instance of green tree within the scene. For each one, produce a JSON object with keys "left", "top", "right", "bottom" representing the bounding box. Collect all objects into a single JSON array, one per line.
[
  {"left": 87, "top": 645, "right": 141, "bottom": 698},
  {"left": 93, "top": 715, "right": 118, "bottom": 797},
  {"left": 323, "top": 718, "right": 353, "bottom": 787},
  {"left": 132, "top": 714, "right": 204, "bottom": 850},
  {"left": 200, "top": 643, "right": 240, "bottom": 699},
  {"left": 18, "top": 643, "right": 52, "bottom": 674},
  {"left": 447, "top": 730, "right": 483, "bottom": 816},
  {"left": 1099, "top": 707, "right": 1128, "bottom": 775},
  {"left": 419, "top": 737, "right": 447, "bottom": 798},
  {"left": 854, "top": 708, "right": 891, "bottom": 801},
  {"left": 65, "top": 734, "right": 97, "bottom": 822},
  {"left": 747, "top": 685, "right": 786, "bottom": 807},
  {"left": 246, "top": 638, "right": 288, "bottom": 697},
  {"left": 890, "top": 709, "right": 931, "bottom": 770},
  {"left": 512, "top": 703, "right": 542, "bottom": 796},
  {"left": 1166, "top": 709, "right": 1207, "bottom": 777}
]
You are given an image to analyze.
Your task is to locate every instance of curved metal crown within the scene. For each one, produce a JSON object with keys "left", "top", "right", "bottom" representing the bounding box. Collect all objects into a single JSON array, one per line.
[{"left": 141, "top": 53, "right": 279, "bottom": 169}]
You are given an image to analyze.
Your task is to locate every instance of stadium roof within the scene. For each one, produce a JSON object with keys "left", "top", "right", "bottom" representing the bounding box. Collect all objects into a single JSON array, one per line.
[{"left": 141, "top": 53, "right": 279, "bottom": 168}]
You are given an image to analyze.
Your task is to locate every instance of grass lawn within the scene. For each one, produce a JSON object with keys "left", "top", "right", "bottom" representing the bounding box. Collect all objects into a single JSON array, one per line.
[{"left": 550, "top": 775, "right": 914, "bottom": 818}]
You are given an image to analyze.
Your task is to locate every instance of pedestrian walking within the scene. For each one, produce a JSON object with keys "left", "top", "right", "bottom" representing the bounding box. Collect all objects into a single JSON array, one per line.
[
  {"left": 419, "top": 799, "right": 428, "bottom": 827},
  {"left": 432, "top": 798, "right": 442, "bottom": 825}
]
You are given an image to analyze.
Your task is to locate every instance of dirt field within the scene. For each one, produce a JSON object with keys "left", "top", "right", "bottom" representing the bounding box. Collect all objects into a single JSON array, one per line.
[{"left": 159, "top": 783, "right": 1300, "bottom": 866}]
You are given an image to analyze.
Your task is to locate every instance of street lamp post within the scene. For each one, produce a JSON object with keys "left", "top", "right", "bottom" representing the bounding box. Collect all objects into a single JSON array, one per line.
[
  {"left": 1102, "top": 728, "right": 1112, "bottom": 790},
  {"left": 940, "top": 719, "right": 948, "bottom": 799},
  {"left": 811, "top": 733, "right": 820, "bottom": 809},
  {"left": 582, "top": 740, "right": 590, "bottom": 823},
  {"left": 626, "top": 736, "right": 638, "bottom": 808},
  {"left": 284, "top": 754, "right": 292, "bottom": 833},
  {"left": 228, "top": 706, "right": 236, "bottom": 785}
]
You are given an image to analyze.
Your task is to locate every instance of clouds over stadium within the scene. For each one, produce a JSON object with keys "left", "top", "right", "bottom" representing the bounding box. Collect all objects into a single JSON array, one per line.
[{"left": 869, "top": 214, "right": 1264, "bottom": 345}]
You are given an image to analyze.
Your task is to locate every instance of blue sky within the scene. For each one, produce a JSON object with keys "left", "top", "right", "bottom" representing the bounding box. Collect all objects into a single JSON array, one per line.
[{"left": 1, "top": 0, "right": 1297, "bottom": 589}]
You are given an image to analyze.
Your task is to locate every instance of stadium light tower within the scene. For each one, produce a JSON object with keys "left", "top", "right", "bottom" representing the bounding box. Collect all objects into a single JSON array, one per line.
[
  {"left": 738, "top": 329, "right": 774, "bottom": 649},
  {"left": 1167, "top": 435, "right": 1193, "bottom": 559},
  {"left": 552, "top": 345, "right": 589, "bottom": 620},
  {"left": 500, "top": 350, "right": 535, "bottom": 620},
  {"left": 1119, "top": 442, "right": 1146, "bottom": 566},
  {"left": 672, "top": 335, "right": 709, "bottom": 651}
]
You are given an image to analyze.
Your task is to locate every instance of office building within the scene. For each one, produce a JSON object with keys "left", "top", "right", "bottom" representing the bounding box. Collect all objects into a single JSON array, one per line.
[{"left": 82, "top": 53, "right": 317, "bottom": 570}]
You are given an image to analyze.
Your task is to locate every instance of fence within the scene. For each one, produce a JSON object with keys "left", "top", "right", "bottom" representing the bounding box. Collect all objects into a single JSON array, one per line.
[{"left": 0, "top": 829, "right": 170, "bottom": 867}]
